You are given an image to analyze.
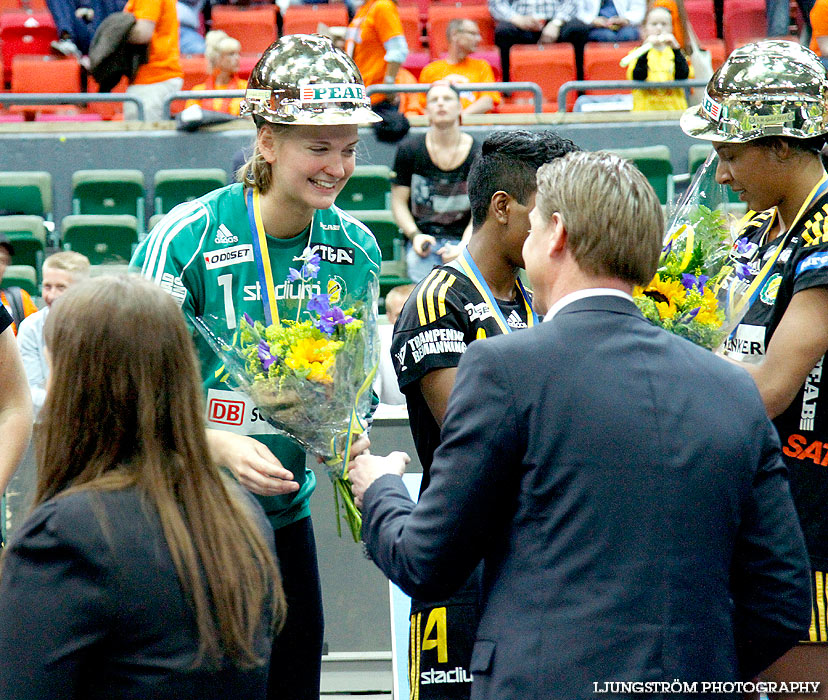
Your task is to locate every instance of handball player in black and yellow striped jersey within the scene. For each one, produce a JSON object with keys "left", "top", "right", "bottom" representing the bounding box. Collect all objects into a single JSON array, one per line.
[{"left": 390, "top": 130, "right": 579, "bottom": 700}]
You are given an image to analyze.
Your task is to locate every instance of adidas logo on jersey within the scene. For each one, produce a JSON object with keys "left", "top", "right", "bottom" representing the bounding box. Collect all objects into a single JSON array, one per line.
[
  {"left": 214, "top": 225, "right": 238, "bottom": 245},
  {"left": 507, "top": 310, "right": 527, "bottom": 329}
]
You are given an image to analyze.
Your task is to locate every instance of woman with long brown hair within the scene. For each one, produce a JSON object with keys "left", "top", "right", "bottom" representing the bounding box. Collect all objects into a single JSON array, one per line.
[{"left": 0, "top": 275, "right": 283, "bottom": 700}]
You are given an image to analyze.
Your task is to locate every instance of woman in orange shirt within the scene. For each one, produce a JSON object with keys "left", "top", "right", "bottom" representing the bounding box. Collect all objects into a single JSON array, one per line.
[{"left": 186, "top": 30, "right": 246, "bottom": 116}]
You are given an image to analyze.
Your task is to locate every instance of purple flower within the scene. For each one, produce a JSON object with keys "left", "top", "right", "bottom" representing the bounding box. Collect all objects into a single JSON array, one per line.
[
  {"left": 734, "top": 238, "right": 757, "bottom": 256},
  {"left": 307, "top": 293, "right": 331, "bottom": 314},
  {"left": 315, "top": 306, "right": 354, "bottom": 334},
  {"left": 734, "top": 262, "right": 752, "bottom": 280},
  {"left": 243, "top": 312, "right": 255, "bottom": 327},
  {"left": 681, "top": 273, "right": 709, "bottom": 292},
  {"left": 287, "top": 267, "right": 303, "bottom": 283},
  {"left": 678, "top": 306, "right": 701, "bottom": 323},
  {"left": 258, "top": 339, "right": 277, "bottom": 371},
  {"left": 301, "top": 261, "right": 320, "bottom": 279}
]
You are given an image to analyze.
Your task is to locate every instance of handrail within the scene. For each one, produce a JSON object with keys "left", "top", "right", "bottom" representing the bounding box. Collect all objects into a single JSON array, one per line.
[
  {"left": 366, "top": 82, "right": 544, "bottom": 113},
  {"left": 163, "top": 89, "right": 247, "bottom": 118},
  {"left": 0, "top": 93, "right": 146, "bottom": 120},
  {"left": 557, "top": 78, "right": 709, "bottom": 112}
]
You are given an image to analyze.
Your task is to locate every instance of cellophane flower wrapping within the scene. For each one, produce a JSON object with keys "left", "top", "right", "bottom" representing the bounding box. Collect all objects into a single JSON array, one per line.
[
  {"left": 634, "top": 151, "right": 754, "bottom": 350},
  {"left": 193, "top": 255, "right": 379, "bottom": 542}
]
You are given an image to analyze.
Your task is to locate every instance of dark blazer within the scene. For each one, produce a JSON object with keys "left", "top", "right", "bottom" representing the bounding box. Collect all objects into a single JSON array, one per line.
[
  {"left": 0, "top": 483, "right": 275, "bottom": 700},
  {"left": 362, "top": 295, "right": 811, "bottom": 700}
]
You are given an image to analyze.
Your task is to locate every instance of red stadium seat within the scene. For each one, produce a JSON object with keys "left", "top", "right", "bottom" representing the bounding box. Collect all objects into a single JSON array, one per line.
[
  {"left": 398, "top": 4, "right": 422, "bottom": 50},
  {"left": 427, "top": 4, "right": 495, "bottom": 58},
  {"left": 685, "top": 0, "right": 718, "bottom": 40},
  {"left": 0, "top": 12, "right": 57, "bottom": 83},
  {"left": 211, "top": 5, "right": 277, "bottom": 55},
  {"left": 509, "top": 44, "right": 576, "bottom": 111},
  {"left": 701, "top": 38, "right": 727, "bottom": 70},
  {"left": 179, "top": 54, "right": 209, "bottom": 90},
  {"left": 11, "top": 55, "right": 80, "bottom": 93},
  {"left": 238, "top": 53, "right": 259, "bottom": 81},
  {"left": 722, "top": 0, "right": 768, "bottom": 52},
  {"left": 281, "top": 4, "right": 349, "bottom": 36},
  {"left": 85, "top": 75, "right": 129, "bottom": 120},
  {"left": 583, "top": 42, "right": 639, "bottom": 95}
]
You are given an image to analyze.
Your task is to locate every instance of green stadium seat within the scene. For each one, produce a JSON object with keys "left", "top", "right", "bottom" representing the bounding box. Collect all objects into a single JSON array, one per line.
[
  {"left": 348, "top": 209, "right": 413, "bottom": 298},
  {"left": 71, "top": 169, "right": 146, "bottom": 233},
  {"left": 153, "top": 168, "right": 228, "bottom": 215},
  {"left": 609, "top": 145, "right": 674, "bottom": 205},
  {"left": 0, "top": 215, "right": 47, "bottom": 276},
  {"left": 3, "top": 264, "right": 37, "bottom": 296},
  {"left": 0, "top": 172, "right": 52, "bottom": 219},
  {"left": 336, "top": 165, "right": 392, "bottom": 210},
  {"left": 61, "top": 214, "right": 139, "bottom": 265}
]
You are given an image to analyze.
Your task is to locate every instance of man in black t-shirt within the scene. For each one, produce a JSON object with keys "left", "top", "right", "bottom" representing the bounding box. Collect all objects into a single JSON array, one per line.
[{"left": 391, "top": 129, "right": 580, "bottom": 700}]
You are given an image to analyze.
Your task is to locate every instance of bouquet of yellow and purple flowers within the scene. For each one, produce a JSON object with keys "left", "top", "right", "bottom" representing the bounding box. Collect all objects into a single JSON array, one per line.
[
  {"left": 194, "top": 248, "right": 379, "bottom": 541},
  {"left": 634, "top": 151, "right": 754, "bottom": 350}
]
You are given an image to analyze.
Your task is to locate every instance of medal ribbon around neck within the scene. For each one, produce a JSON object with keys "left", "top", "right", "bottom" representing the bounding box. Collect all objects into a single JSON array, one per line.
[
  {"left": 246, "top": 188, "right": 280, "bottom": 326},
  {"left": 729, "top": 173, "right": 828, "bottom": 319},
  {"left": 457, "top": 247, "right": 539, "bottom": 333}
]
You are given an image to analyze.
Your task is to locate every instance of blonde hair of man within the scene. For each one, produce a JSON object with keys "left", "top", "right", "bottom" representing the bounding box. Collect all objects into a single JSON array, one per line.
[
  {"left": 535, "top": 151, "right": 663, "bottom": 286},
  {"left": 42, "top": 251, "right": 91, "bottom": 279}
]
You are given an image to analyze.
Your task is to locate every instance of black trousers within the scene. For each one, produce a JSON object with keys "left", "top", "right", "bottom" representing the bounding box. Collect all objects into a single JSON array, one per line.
[
  {"left": 495, "top": 19, "right": 590, "bottom": 83},
  {"left": 267, "top": 516, "right": 324, "bottom": 700}
]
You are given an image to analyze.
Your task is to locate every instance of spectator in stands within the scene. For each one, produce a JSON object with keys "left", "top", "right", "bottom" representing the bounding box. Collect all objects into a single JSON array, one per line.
[
  {"left": 649, "top": 0, "right": 691, "bottom": 51},
  {"left": 578, "top": 0, "right": 645, "bottom": 41},
  {"left": 489, "top": 0, "right": 590, "bottom": 82},
  {"left": 768, "top": 0, "right": 813, "bottom": 40},
  {"left": 0, "top": 275, "right": 283, "bottom": 698},
  {"left": 124, "top": 0, "right": 184, "bottom": 121},
  {"left": 49, "top": 0, "right": 126, "bottom": 58},
  {"left": 177, "top": 0, "right": 206, "bottom": 55},
  {"left": 0, "top": 305, "right": 32, "bottom": 526},
  {"left": 810, "top": 0, "right": 828, "bottom": 68},
  {"left": 622, "top": 5, "right": 691, "bottom": 111},
  {"left": 374, "top": 283, "right": 413, "bottom": 407},
  {"left": 0, "top": 234, "right": 37, "bottom": 336},
  {"left": 345, "top": 0, "right": 408, "bottom": 104},
  {"left": 391, "top": 83, "right": 479, "bottom": 282},
  {"left": 185, "top": 30, "right": 245, "bottom": 116},
  {"left": 417, "top": 19, "right": 501, "bottom": 116},
  {"left": 16, "top": 252, "right": 90, "bottom": 418}
]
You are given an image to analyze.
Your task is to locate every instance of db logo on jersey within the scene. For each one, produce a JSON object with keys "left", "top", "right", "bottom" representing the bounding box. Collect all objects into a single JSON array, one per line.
[
  {"left": 208, "top": 398, "right": 245, "bottom": 425},
  {"left": 203, "top": 244, "right": 254, "bottom": 270}
]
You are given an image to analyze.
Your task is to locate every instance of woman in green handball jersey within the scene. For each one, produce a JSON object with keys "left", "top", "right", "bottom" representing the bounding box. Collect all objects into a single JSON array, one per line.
[
  {"left": 131, "top": 34, "right": 382, "bottom": 700},
  {"left": 682, "top": 40, "right": 828, "bottom": 694}
]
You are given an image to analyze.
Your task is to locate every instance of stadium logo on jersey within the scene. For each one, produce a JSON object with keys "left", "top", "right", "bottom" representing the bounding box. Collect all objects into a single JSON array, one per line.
[
  {"left": 214, "top": 224, "right": 238, "bottom": 245},
  {"left": 506, "top": 310, "right": 527, "bottom": 329},
  {"left": 319, "top": 222, "right": 340, "bottom": 231},
  {"left": 464, "top": 301, "right": 493, "bottom": 323},
  {"left": 327, "top": 277, "right": 344, "bottom": 304},
  {"left": 203, "top": 244, "right": 254, "bottom": 270},
  {"left": 797, "top": 251, "right": 828, "bottom": 276},
  {"left": 408, "top": 328, "right": 466, "bottom": 363},
  {"left": 311, "top": 243, "right": 354, "bottom": 265},
  {"left": 759, "top": 273, "right": 782, "bottom": 305},
  {"left": 207, "top": 397, "right": 245, "bottom": 426}
]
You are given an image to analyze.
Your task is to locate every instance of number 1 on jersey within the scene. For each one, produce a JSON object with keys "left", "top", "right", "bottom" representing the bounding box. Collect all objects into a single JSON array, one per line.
[{"left": 218, "top": 273, "right": 236, "bottom": 329}]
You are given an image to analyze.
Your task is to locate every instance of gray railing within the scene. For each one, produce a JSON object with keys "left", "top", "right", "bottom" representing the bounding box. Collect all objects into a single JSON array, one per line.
[
  {"left": 557, "top": 78, "right": 709, "bottom": 112},
  {"left": 366, "top": 82, "right": 544, "bottom": 113},
  {"left": 163, "top": 89, "right": 247, "bottom": 119},
  {"left": 0, "top": 93, "right": 146, "bottom": 120}
]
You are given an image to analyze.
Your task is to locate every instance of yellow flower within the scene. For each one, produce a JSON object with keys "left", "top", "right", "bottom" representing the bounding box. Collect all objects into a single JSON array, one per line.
[
  {"left": 655, "top": 300, "right": 678, "bottom": 320},
  {"left": 285, "top": 337, "right": 342, "bottom": 384},
  {"left": 642, "top": 273, "right": 687, "bottom": 306},
  {"left": 695, "top": 287, "right": 721, "bottom": 326}
]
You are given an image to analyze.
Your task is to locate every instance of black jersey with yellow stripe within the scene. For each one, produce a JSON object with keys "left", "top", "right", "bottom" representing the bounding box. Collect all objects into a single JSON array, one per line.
[
  {"left": 391, "top": 263, "right": 532, "bottom": 494},
  {"left": 726, "top": 191, "right": 828, "bottom": 570}
]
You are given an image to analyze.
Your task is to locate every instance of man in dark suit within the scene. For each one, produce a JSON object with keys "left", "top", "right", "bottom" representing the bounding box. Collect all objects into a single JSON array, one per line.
[{"left": 349, "top": 150, "right": 812, "bottom": 699}]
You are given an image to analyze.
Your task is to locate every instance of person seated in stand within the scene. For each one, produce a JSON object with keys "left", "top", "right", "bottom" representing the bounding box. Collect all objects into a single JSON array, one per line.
[
  {"left": 577, "top": 0, "right": 645, "bottom": 41},
  {"left": 0, "top": 275, "right": 283, "bottom": 699},
  {"left": 416, "top": 19, "right": 501, "bottom": 116},
  {"left": 0, "top": 234, "right": 37, "bottom": 336},
  {"left": 373, "top": 283, "right": 413, "bottom": 408},
  {"left": 622, "top": 5, "right": 692, "bottom": 111},
  {"left": 391, "top": 83, "right": 480, "bottom": 283},
  {"left": 16, "top": 252, "right": 90, "bottom": 418},
  {"left": 185, "top": 30, "right": 246, "bottom": 116},
  {"left": 49, "top": 0, "right": 126, "bottom": 58},
  {"left": 177, "top": 0, "right": 207, "bottom": 55}
]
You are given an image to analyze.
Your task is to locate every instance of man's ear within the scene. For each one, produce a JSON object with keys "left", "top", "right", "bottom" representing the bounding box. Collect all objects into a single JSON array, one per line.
[
  {"left": 490, "top": 191, "right": 511, "bottom": 225},
  {"left": 257, "top": 126, "right": 277, "bottom": 164},
  {"left": 548, "top": 212, "right": 567, "bottom": 257}
]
